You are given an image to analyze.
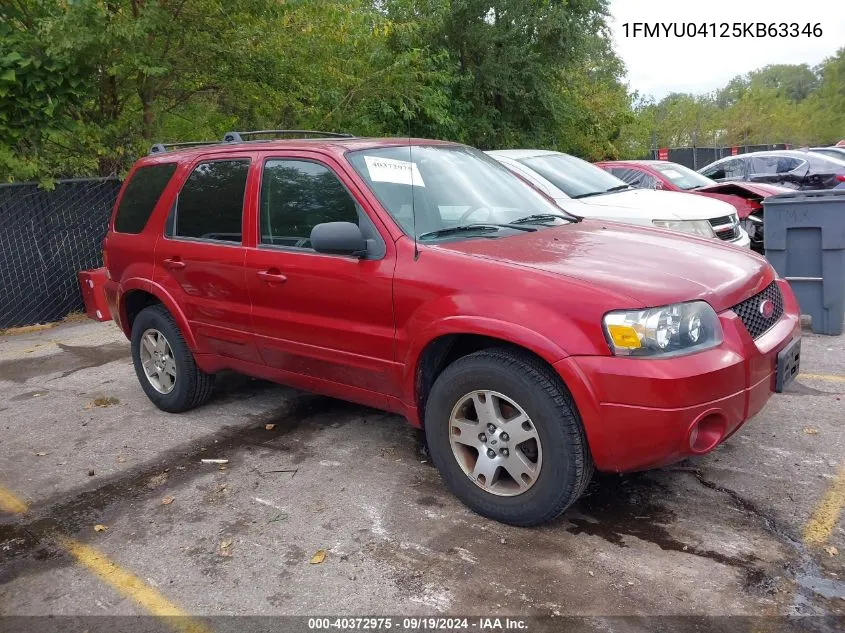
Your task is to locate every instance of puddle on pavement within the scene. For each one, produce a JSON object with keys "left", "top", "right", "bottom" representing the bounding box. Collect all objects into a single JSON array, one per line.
[
  {"left": 0, "top": 342, "right": 129, "bottom": 383},
  {"left": 9, "top": 390, "right": 50, "bottom": 402},
  {"left": 3, "top": 393, "right": 379, "bottom": 549},
  {"left": 567, "top": 472, "right": 759, "bottom": 570}
]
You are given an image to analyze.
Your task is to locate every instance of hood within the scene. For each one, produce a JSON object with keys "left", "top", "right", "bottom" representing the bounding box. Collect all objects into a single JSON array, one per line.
[
  {"left": 436, "top": 220, "right": 773, "bottom": 312},
  {"left": 696, "top": 182, "right": 791, "bottom": 197},
  {"left": 573, "top": 188, "right": 738, "bottom": 221}
]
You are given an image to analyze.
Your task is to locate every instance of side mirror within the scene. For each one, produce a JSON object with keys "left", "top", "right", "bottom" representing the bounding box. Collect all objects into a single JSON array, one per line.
[{"left": 310, "top": 222, "right": 367, "bottom": 257}]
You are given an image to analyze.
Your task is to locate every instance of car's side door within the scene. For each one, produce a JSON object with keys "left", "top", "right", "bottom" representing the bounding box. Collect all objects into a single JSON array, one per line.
[
  {"left": 243, "top": 152, "right": 400, "bottom": 401},
  {"left": 153, "top": 153, "right": 262, "bottom": 363}
]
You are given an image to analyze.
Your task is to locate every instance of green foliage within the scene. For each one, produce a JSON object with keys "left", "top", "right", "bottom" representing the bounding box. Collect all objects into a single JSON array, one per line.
[
  {"left": 1, "top": 0, "right": 629, "bottom": 181},
  {"left": 636, "top": 51, "right": 845, "bottom": 154},
  {"left": 4, "top": 1, "right": 842, "bottom": 182}
]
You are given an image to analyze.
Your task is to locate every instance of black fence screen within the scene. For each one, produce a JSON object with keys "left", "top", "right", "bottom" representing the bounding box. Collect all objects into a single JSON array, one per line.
[
  {"left": 648, "top": 144, "right": 790, "bottom": 170},
  {"left": 0, "top": 178, "right": 121, "bottom": 329}
]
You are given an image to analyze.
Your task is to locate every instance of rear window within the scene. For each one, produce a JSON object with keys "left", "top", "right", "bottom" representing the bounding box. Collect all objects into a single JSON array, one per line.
[{"left": 114, "top": 163, "right": 177, "bottom": 233}]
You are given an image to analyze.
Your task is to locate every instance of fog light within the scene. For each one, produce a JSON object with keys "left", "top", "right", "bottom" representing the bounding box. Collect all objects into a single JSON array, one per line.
[{"left": 689, "top": 413, "right": 726, "bottom": 453}]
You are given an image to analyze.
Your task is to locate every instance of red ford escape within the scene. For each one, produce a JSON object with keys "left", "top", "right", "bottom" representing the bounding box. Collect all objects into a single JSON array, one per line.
[{"left": 103, "top": 132, "right": 802, "bottom": 526}]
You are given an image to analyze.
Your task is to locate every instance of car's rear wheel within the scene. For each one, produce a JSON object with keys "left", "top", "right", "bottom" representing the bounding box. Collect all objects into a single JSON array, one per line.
[
  {"left": 130, "top": 304, "right": 214, "bottom": 412},
  {"left": 425, "top": 348, "right": 593, "bottom": 526}
]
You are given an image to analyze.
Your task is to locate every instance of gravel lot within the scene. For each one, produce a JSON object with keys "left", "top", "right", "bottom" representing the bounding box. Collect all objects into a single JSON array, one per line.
[{"left": 1, "top": 319, "right": 843, "bottom": 628}]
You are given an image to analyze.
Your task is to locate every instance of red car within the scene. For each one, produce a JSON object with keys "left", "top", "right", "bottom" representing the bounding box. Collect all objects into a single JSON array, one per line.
[
  {"left": 596, "top": 160, "right": 790, "bottom": 251},
  {"left": 103, "top": 133, "right": 801, "bottom": 526}
]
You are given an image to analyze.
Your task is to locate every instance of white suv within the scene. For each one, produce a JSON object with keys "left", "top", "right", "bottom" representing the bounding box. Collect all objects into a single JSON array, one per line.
[{"left": 487, "top": 149, "right": 750, "bottom": 248}]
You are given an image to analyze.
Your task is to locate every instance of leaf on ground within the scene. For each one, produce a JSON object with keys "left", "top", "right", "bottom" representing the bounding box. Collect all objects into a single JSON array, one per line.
[
  {"left": 94, "top": 524, "right": 107, "bottom": 532},
  {"left": 265, "top": 423, "right": 276, "bottom": 431},
  {"left": 218, "top": 539, "right": 233, "bottom": 556},
  {"left": 161, "top": 496, "right": 175, "bottom": 505},
  {"left": 35, "top": 452, "right": 48, "bottom": 456},
  {"left": 309, "top": 549, "right": 327, "bottom": 564},
  {"left": 803, "top": 427, "right": 819, "bottom": 435},
  {"left": 92, "top": 396, "right": 120, "bottom": 407},
  {"left": 824, "top": 545, "right": 839, "bottom": 557}
]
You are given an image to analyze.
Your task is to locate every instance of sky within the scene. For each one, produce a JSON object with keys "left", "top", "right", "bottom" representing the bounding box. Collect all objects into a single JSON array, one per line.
[{"left": 607, "top": 0, "right": 845, "bottom": 100}]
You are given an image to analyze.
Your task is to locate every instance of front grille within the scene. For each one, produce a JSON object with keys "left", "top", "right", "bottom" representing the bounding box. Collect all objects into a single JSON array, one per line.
[
  {"left": 709, "top": 214, "right": 740, "bottom": 241},
  {"left": 731, "top": 282, "right": 784, "bottom": 339}
]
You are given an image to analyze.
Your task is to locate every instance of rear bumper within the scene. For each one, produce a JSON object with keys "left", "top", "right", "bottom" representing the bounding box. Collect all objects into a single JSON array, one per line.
[{"left": 555, "top": 278, "right": 800, "bottom": 472}]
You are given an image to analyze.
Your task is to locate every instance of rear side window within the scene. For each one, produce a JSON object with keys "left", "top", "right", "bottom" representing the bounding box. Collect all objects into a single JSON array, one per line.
[
  {"left": 169, "top": 160, "right": 249, "bottom": 243},
  {"left": 114, "top": 163, "right": 177, "bottom": 233}
]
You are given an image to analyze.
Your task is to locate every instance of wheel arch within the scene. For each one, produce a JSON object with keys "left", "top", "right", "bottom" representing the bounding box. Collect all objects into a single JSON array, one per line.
[
  {"left": 409, "top": 321, "right": 570, "bottom": 429},
  {"left": 119, "top": 281, "right": 198, "bottom": 351}
]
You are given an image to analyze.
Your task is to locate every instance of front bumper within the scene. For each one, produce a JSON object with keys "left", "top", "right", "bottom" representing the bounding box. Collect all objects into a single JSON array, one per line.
[
  {"left": 555, "top": 278, "right": 800, "bottom": 473},
  {"left": 730, "top": 227, "right": 751, "bottom": 248}
]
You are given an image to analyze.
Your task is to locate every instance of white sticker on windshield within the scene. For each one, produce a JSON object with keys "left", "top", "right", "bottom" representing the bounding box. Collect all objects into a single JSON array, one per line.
[
  {"left": 364, "top": 156, "right": 425, "bottom": 187},
  {"left": 661, "top": 169, "right": 683, "bottom": 179}
]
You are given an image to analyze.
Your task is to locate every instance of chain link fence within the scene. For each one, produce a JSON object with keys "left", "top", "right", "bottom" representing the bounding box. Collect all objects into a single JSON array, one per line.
[{"left": 0, "top": 178, "right": 121, "bottom": 329}]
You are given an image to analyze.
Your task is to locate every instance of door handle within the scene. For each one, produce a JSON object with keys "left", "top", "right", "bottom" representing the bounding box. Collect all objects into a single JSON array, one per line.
[
  {"left": 257, "top": 268, "right": 287, "bottom": 283},
  {"left": 162, "top": 257, "right": 186, "bottom": 270}
]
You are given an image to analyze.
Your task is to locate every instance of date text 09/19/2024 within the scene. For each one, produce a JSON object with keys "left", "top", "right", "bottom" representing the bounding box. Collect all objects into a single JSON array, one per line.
[{"left": 307, "top": 617, "right": 528, "bottom": 631}]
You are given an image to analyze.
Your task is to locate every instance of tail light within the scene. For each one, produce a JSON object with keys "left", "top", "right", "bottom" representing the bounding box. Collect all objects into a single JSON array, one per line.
[{"left": 836, "top": 174, "right": 845, "bottom": 182}]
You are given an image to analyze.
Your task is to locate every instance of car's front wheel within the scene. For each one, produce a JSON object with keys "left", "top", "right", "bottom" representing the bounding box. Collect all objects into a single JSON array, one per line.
[
  {"left": 130, "top": 304, "right": 214, "bottom": 412},
  {"left": 425, "top": 348, "right": 593, "bottom": 526}
]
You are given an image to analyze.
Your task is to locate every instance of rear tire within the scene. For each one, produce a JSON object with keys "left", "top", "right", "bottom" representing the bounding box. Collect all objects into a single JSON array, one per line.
[
  {"left": 130, "top": 305, "right": 214, "bottom": 412},
  {"left": 424, "top": 348, "right": 593, "bottom": 526}
]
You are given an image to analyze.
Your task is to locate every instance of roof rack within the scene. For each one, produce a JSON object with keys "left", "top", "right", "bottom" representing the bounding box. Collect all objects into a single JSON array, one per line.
[
  {"left": 222, "top": 130, "right": 353, "bottom": 143},
  {"left": 149, "top": 141, "right": 219, "bottom": 155}
]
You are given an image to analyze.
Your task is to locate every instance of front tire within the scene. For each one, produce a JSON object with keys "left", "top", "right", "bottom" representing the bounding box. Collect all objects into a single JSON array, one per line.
[
  {"left": 130, "top": 305, "right": 214, "bottom": 412},
  {"left": 424, "top": 348, "right": 593, "bottom": 526}
]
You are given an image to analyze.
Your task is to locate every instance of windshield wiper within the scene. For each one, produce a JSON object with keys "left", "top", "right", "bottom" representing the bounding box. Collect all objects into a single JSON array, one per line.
[
  {"left": 571, "top": 184, "right": 631, "bottom": 199},
  {"left": 418, "top": 223, "right": 536, "bottom": 240},
  {"left": 509, "top": 213, "right": 570, "bottom": 225}
]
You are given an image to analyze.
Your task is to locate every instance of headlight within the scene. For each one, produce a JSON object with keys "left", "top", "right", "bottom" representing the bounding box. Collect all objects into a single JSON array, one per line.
[
  {"left": 603, "top": 301, "right": 723, "bottom": 357},
  {"left": 652, "top": 219, "right": 715, "bottom": 238}
]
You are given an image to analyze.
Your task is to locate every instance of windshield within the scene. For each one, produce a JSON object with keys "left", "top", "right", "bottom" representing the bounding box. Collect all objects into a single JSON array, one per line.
[
  {"left": 652, "top": 162, "right": 715, "bottom": 190},
  {"left": 347, "top": 145, "right": 573, "bottom": 240},
  {"left": 519, "top": 153, "right": 628, "bottom": 198}
]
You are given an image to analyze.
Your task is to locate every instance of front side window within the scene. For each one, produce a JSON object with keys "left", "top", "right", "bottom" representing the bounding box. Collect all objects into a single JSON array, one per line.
[
  {"left": 260, "top": 160, "right": 359, "bottom": 248},
  {"left": 170, "top": 159, "right": 249, "bottom": 243},
  {"left": 114, "top": 163, "right": 177, "bottom": 233},
  {"left": 718, "top": 159, "right": 747, "bottom": 180},
  {"left": 519, "top": 153, "right": 629, "bottom": 199},
  {"left": 347, "top": 145, "right": 574, "bottom": 241}
]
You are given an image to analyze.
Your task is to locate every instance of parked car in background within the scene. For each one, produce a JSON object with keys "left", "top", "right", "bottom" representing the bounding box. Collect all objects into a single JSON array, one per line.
[
  {"left": 104, "top": 132, "right": 800, "bottom": 526},
  {"left": 488, "top": 150, "right": 750, "bottom": 247},
  {"left": 809, "top": 146, "right": 845, "bottom": 163},
  {"left": 698, "top": 150, "right": 845, "bottom": 190},
  {"left": 596, "top": 159, "right": 790, "bottom": 252}
]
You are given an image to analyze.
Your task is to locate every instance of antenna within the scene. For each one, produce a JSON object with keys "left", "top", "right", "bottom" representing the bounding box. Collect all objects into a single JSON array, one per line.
[{"left": 409, "top": 115, "right": 419, "bottom": 261}]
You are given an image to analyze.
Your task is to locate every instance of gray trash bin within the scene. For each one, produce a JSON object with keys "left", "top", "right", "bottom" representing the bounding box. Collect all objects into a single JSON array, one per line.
[{"left": 764, "top": 189, "right": 845, "bottom": 335}]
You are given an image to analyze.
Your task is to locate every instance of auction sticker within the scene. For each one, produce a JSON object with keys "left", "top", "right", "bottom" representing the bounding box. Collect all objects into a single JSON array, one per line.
[{"left": 364, "top": 156, "right": 425, "bottom": 187}]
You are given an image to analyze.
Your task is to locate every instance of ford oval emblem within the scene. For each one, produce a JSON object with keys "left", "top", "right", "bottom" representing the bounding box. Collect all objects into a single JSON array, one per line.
[{"left": 759, "top": 299, "right": 775, "bottom": 319}]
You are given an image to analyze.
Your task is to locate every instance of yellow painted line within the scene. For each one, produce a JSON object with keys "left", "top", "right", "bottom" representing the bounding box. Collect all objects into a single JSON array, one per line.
[
  {"left": 804, "top": 466, "right": 845, "bottom": 546},
  {"left": 800, "top": 372, "right": 845, "bottom": 383},
  {"left": 0, "top": 485, "right": 29, "bottom": 514},
  {"left": 58, "top": 537, "right": 210, "bottom": 633},
  {"left": 0, "top": 484, "right": 209, "bottom": 633}
]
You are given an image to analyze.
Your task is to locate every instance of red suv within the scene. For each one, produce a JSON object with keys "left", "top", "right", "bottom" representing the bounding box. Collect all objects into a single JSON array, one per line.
[{"left": 103, "top": 132, "right": 802, "bottom": 526}]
